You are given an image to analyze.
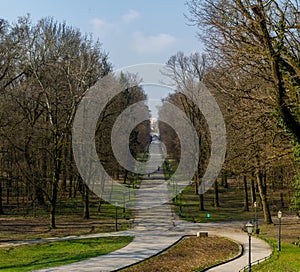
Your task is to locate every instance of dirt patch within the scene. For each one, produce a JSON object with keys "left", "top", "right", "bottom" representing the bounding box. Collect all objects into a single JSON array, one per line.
[
  {"left": 121, "top": 236, "right": 239, "bottom": 272},
  {"left": 0, "top": 215, "right": 131, "bottom": 241},
  {"left": 259, "top": 216, "right": 300, "bottom": 244}
]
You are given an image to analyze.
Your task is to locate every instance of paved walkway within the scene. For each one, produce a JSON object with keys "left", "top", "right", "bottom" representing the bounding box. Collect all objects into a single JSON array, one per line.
[
  {"left": 24, "top": 219, "right": 272, "bottom": 272},
  {"left": 2, "top": 140, "right": 272, "bottom": 271}
]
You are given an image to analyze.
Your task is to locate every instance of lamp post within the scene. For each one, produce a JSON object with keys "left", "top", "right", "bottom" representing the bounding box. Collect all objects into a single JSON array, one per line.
[
  {"left": 115, "top": 202, "right": 118, "bottom": 232},
  {"left": 246, "top": 222, "right": 254, "bottom": 272},
  {"left": 278, "top": 210, "right": 282, "bottom": 251},
  {"left": 179, "top": 190, "right": 182, "bottom": 216},
  {"left": 254, "top": 201, "right": 259, "bottom": 234},
  {"left": 123, "top": 190, "right": 126, "bottom": 218}
]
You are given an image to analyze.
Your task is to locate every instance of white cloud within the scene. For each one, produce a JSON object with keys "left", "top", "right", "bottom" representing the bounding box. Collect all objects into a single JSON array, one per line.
[
  {"left": 133, "top": 32, "right": 176, "bottom": 53},
  {"left": 122, "top": 9, "right": 140, "bottom": 23},
  {"left": 90, "top": 18, "right": 115, "bottom": 37}
]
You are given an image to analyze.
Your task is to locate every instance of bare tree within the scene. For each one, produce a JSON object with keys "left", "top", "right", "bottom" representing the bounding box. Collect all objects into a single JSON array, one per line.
[
  {"left": 186, "top": 0, "right": 300, "bottom": 223},
  {"left": 1, "top": 15, "right": 112, "bottom": 228},
  {"left": 187, "top": 0, "right": 300, "bottom": 144},
  {"left": 162, "top": 52, "right": 211, "bottom": 211}
]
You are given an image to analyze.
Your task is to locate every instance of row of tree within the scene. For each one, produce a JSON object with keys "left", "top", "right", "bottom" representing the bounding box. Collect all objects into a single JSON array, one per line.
[
  {"left": 0, "top": 0, "right": 299, "bottom": 228},
  {"left": 0, "top": 16, "right": 150, "bottom": 228},
  {"left": 159, "top": 0, "right": 300, "bottom": 223}
]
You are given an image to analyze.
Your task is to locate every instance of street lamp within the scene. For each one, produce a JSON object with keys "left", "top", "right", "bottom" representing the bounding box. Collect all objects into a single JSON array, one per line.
[
  {"left": 254, "top": 201, "right": 259, "bottom": 234},
  {"left": 115, "top": 202, "right": 118, "bottom": 232},
  {"left": 179, "top": 190, "right": 183, "bottom": 216},
  {"left": 246, "top": 222, "right": 254, "bottom": 272},
  {"left": 123, "top": 190, "right": 127, "bottom": 218},
  {"left": 278, "top": 210, "right": 282, "bottom": 251}
]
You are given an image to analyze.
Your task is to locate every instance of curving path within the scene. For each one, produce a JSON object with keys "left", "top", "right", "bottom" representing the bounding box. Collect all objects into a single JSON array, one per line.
[{"left": 2, "top": 140, "right": 272, "bottom": 272}]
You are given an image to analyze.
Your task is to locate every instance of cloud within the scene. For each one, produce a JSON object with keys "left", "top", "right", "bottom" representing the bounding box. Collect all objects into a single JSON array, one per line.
[
  {"left": 133, "top": 32, "right": 176, "bottom": 53},
  {"left": 122, "top": 9, "right": 140, "bottom": 23},
  {"left": 90, "top": 18, "right": 115, "bottom": 36}
]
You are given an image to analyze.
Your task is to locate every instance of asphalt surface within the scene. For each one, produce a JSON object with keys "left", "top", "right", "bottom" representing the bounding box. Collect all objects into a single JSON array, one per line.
[{"left": 2, "top": 140, "right": 272, "bottom": 271}]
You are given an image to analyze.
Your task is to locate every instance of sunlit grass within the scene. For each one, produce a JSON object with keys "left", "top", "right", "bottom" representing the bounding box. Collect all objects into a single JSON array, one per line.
[
  {"left": 0, "top": 236, "right": 133, "bottom": 272},
  {"left": 252, "top": 239, "right": 300, "bottom": 271}
]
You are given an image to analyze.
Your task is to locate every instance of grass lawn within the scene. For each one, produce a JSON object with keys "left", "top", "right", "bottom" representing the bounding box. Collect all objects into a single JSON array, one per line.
[
  {"left": 121, "top": 236, "right": 239, "bottom": 272},
  {"left": 0, "top": 236, "right": 133, "bottom": 272},
  {"left": 173, "top": 182, "right": 262, "bottom": 223},
  {"left": 173, "top": 181, "right": 300, "bottom": 271},
  {"left": 252, "top": 240, "right": 300, "bottom": 271}
]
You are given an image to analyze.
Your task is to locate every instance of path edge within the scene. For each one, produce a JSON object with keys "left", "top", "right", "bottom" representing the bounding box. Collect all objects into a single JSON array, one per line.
[
  {"left": 200, "top": 236, "right": 244, "bottom": 272},
  {"left": 112, "top": 234, "right": 192, "bottom": 272}
]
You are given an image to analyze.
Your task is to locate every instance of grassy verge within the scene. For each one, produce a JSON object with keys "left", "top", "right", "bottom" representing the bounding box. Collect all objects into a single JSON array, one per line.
[
  {"left": 173, "top": 183, "right": 260, "bottom": 223},
  {"left": 121, "top": 236, "right": 239, "bottom": 272},
  {"left": 251, "top": 225, "right": 300, "bottom": 272},
  {"left": 252, "top": 239, "right": 300, "bottom": 271},
  {"left": 0, "top": 236, "right": 133, "bottom": 272},
  {"left": 163, "top": 159, "right": 177, "bottom": 180}
]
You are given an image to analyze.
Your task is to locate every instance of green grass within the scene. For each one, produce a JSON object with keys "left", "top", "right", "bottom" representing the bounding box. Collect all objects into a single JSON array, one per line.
[
  {"left": 252, "top": 239, "right": 300, "bottom": 271},
  {"left": 0, "top": 236, "right": 133, "bottom": 272},
  {"left": 163, "top": 159, "right": 177, "bottom": 180},
  {"left": 173, "top": 183, "right": 259, "bottom": 223},
  {"left": 174, "top": 180, "right": 300, "bottom": 271}
]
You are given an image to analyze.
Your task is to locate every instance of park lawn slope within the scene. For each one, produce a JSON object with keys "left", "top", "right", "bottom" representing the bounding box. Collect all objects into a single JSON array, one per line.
[
  {"left": 0, "top": 236, "right": 133, "bottom": 272},
  {"left": 252, "top": 240, "right": 300, "bottom": 271}
]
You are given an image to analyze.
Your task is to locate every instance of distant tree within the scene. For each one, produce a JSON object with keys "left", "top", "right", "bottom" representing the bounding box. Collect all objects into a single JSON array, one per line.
[{"left": 162, "top": 52, "right": 211, "bottom": 211}]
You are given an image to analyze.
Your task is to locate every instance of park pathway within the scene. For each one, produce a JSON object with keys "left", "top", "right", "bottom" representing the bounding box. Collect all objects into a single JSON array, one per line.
[
  {"left": 40, "top": 177, "right": 182, "bottom": 271},
  {"left": 11, "top": 139, "right": 271, "bottom": 271}
]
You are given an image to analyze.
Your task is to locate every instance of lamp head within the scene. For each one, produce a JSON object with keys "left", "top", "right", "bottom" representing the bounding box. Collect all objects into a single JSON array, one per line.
[
  {"left": 278, "top": 210, "right": 282, "bottom": 219},
  {"left": 246, "top": 222, "right": 254, "bottom": 235}
]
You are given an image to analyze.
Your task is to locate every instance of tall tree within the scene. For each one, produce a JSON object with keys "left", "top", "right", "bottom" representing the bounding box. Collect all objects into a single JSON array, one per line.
[
  {"left": 162, "top": 52, "right": 211, "bottom": 210},
  {"left": 186, "top": 0, "right": 299, "bottom": 222},
  {"left": 187, "top": 0, "right": 300, "bottom": 143},
  {"left": 0, "top": 15, "right": 112, "bottom": 228}
]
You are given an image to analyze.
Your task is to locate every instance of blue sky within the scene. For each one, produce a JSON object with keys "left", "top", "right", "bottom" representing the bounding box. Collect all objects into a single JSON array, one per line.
[
  {"left": 1, "top": 0, "right": 204, "bottom": 116},
  {"left": 1, "top": 0, "right": 202, "bottom": 69}
]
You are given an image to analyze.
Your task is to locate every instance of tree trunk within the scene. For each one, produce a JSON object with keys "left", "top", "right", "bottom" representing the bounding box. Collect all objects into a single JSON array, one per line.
[
  {"left": 199, "top": 194, "right": 205, "bottom": 211},
  {"left": 69, "top": 175, "right": 73, "bottom": 198},
  {"left": 196, "top": 175, "right": 204, "bottom": 210},
  {"left": 73, "top": 176, "right": 79, "bottom": 198},
  {"left": 221, "top": 171, "right": 228, "bottom": 188},
  {"left": 50, "top": 179, "right": 58, "bottom": 229},
  {"left": 250, "top": 171, "right": 256, "bottom": 204},
  {"left": 243, "top": 175, "right": 249, "bottom": 211},
  {"left": 97, "top": 198, "right": 102, "bottom": 213},
  {"left": 83, "top": 184, "right": 90, "bottom": 219},
  {"left": 6, "top": 177, "right": 9, "bottom": 204},
  {"left": 49, "top": 142, "right": 62, "bottom": 229},
  {"left": 255, "top": 168, "right": 272, "bottom": 224},
  {"left": 195, "top": 180, "right": 199, "bottom": 194},
  {"left": 214, "top": 179, "right": 220, "bottom": 207},
  {"left": 123, "top": 170, "right": 128, "bottom": 184},
  {"left": 194, "top": 175, "right": 199, "bottom": 194},
  {"left": 35, "top": 187, "right": 45, "bottom": 206},
  {"left": 251, "top": 5, "right": 300, "bottom": 144},
  {"left": 0, "top": 177, "right": 4, "bottom": 215}
]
